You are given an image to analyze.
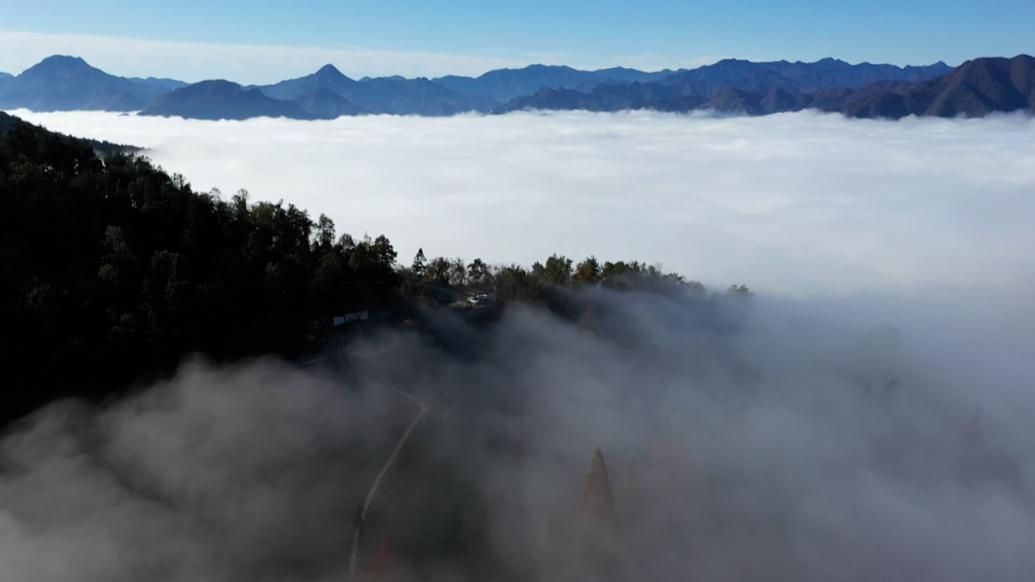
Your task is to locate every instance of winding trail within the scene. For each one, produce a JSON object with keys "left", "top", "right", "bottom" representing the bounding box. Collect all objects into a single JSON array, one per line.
[{"left": 346, "top": 399, "right": 429, "bottom": 579}]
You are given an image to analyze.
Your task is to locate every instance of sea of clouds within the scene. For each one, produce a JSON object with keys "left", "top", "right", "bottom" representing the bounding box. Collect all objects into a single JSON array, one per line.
[
  {"left": 3, "top": 110, "right": 1035, "bottom": 581},
  {"left": 12, "top": 109, "right": 1035, "bottom": 299},
  {"left": 3, "top": 288, "right": 1034, "bottom": 581}
]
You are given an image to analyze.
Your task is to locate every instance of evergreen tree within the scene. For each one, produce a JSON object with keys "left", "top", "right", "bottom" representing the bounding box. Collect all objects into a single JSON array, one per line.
[{"left": 412, "top": 248, "right": 427, "bottom": 277}]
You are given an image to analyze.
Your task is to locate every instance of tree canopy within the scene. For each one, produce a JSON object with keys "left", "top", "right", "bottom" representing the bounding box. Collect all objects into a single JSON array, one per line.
[
  {"left": 0, "top": 114, "right": 737, "bottom": 426},
  {"left": 0, "top": 116, "right": 399, "bottom": 423}
]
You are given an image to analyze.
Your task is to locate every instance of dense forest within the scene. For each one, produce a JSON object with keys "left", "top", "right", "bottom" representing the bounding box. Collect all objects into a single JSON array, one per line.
[{"left": 0, "top": 112, "right": 721, "bottom": 425}]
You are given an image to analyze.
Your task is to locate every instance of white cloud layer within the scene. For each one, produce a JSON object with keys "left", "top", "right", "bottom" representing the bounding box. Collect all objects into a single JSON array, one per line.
[
  {"left": 3, "top": 109, "right": 1035, "bottom": 582},
  {"left": 13, "top": 109, "right": 1034, "bottom": 301}
]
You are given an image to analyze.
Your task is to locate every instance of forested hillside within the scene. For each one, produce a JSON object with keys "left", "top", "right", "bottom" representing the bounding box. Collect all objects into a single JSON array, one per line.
[
  {"left": 0, "top": 113, "right": 704, "bottom": 425},
  {"left": 0, "top": 113, "right": 400, "bottom": 422}
]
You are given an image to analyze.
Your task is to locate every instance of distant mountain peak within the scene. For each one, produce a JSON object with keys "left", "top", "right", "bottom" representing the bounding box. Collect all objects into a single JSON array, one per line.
[
  {"left": 1, "top": 55, "right": 182, "bottom": 112},
  {"left": 315, "top": 64, "right": 348, "bottom": 79},
  {"left": 24, "top": 54, "right": 96, "bottom": 75},
  {"left": 190, "top": 79, "right": 241, "bottom": 92},
  {"left": 39, "top": 54, "right": 88, "bottom": 66},
  {"left": 140, "top": 78, "right": 314, "bottom": 120}
]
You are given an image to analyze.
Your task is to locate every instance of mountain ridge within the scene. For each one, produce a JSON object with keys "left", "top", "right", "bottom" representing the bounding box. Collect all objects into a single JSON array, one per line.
[
  {"left": 841, "top": 55, "right": 1035, "bottom": 118},
  {"left": 6, "top": 54, "right": 1033, "bottom": 120},
  {"left": 500, "top": 55, "right": 1032, "bottom": 119},
  {"left": 0, "top": 55, "right": 177, "bottom": 111},
  {"left": 140, "top": 80, "right": 314, "bottom": 120},
  {"left": 295, "top": 86, "right": 366, "bottom": 118},
  {"left": 255, "top": 65, "right": 493, "bottom": 115},
  {"left": 433, "top": 64, "right": 676, "bottom": 103}
]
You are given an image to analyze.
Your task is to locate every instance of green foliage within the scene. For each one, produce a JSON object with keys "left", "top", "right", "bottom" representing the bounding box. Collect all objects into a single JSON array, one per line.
[
  {"left": 0, "top": 118, "right": 399, "bottom": 423},
  {"left": 573, "top": 256, "right": 601, "bottom": 286},
  {"left": 0, "top": 114, "right": 734, "bottom": 427},
  {"left": 466, "top": 258, "right": 491, "bottom": 287},
  {"left": 406, "top": 247, "right": 703, "bottom": 306},
  {"left": 411, "top": 248, "right": 427, "bottom": 277}
]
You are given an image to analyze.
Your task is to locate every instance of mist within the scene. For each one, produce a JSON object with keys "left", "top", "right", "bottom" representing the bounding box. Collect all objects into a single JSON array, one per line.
[
  {"left": 3, "top": 110, "right": 1034, "bottom": 580},
  {"left": 11, "top": 110, "right": 1035, "bottom": 300},
  {"left": 2, "top": 284, "right": 1033, "bottom": 581}
]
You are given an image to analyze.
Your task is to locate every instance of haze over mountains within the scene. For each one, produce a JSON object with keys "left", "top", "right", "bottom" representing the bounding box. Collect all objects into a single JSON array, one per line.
[
  {"left": 433, "top": 64, "right": 676, "bottom": 102},
  {"left": 2, "top": 53, "right": 1034, "bottom": 119},
  {"left": 0, "top": 55, "right": 174, "bottom": 111},
  {"left": 505, "top": 55, "right": 1035, "bottom": 119},
  {"left": 140, "top": 80, "right": 313, "bottom": 120}
]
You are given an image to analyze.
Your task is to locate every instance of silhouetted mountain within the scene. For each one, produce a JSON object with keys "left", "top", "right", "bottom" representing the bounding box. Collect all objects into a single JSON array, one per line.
[
  {"left": 594, "top": 66, "right": 679, "bottom": 83},
  {"left": 295, "top": 87, "right": 365, "bottom": 118},
  {"left": 759, "top": 87, "right": 803, "bottom": 113},
  {"left": 0, "top": 55, "right": 175, "bottom": 111},
  {"left": 661, "top": 57, "right": 952, "bottom": 96},
  {"left": 0, "top": 72, "right": 12, "bottom": 80},
  {"left": 127, "top": 77, "right": 188, "bottom": 91},
  {"left": 10, "top": 54, "right": 1031, "bottom": 120},
  {"left": 500, "top": 82, "right": 684, "bottom": 112},
  {"left": 703, "top": 88, "right": 767, "bottom": 115},
  {"left": 839, "top": 55, "right": 1035, "bottom": 118},
  {"left": 435, "top": 64, "right": 674, "bottom": 103},
  {"left": 499, "top": 57, "right": 960, "bottom": 116},
  {"left": 0, "top": 111, "right": 20, "bottom": 131},
  {"left": 140, "top": 80, "right": 313, "bottom": 120},
  {"left": 351, "top": 76, "right": 494, "bottom": 115},
  {"left": 257, "top": 64, "right": 491, "bottom": 115},
  {"left": 256, "top": 64, "right": 359, "bottom": 101},
  {"left": 500, "top": 87, "right": 598, "bottom": 111}
]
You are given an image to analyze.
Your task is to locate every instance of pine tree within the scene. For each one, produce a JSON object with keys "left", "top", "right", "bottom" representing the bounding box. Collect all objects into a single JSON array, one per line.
[{"left": 412, "top": 248, "right": 426, "bottom": 277}]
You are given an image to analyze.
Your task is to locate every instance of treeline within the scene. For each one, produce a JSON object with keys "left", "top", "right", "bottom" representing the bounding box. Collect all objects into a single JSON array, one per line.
[
  {"left": 0, "top": 113, "right": 742, "bottom": 425},
  {"left": 405, "top": 248, "right": 706, "bottom": 302},
  {"left": 0, "top": 114, "right": 399, "bottom": 423}
]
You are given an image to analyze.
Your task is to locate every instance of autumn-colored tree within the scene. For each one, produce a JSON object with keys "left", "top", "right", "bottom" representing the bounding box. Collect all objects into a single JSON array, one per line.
[
  {"left": 582, "top": 448, "right": 616, "bottom": 516},
  {"left": 370, "top": 535, "right": 394, "bottom": 578},
  {"left": 542, "top": 254, "right": 573, "bottom": 285},
  {"left": 574, "top": 256, "right": 601, "bottom": 286}
]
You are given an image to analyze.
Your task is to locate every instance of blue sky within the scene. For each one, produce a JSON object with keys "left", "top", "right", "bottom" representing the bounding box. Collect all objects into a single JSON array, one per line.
[{"left": 1, "top": 0, "right": 1032, "bottom": 82}]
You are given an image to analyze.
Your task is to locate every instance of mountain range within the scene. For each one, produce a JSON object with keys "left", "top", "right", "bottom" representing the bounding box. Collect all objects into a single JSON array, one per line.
[
  {"left": 253, "top": 64, "right": 495, "bottom": 115},
  {"left": 502, "top": 55, "right": 1035, "bottom": 118},
  {"left": 840, "top": 55, "right": 1035, "bottom": 118},
  {"left": 2, "top": 54, "right": 1033, "bottom": 120},
  {"left": 140, "top": 80, "right": 314, "bottom": 120},
  {"left": 0, "top": 55, "right": 173, "bottom": 111},
  {"left": 433, "top": 64, "right": 676, "bottom": 103}
]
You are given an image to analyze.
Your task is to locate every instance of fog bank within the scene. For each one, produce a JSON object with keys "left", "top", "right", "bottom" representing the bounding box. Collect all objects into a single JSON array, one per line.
[
  {"left": 1, "top": 287, "right": 1033, "bottom": 581},
  {"left": 3, "top": 109, "right": 1034, "bottom": 581},
  {"left": 11, "top": 109, "right": 1035, "bottom": 300}
]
